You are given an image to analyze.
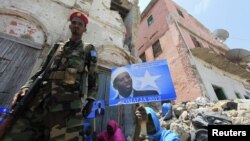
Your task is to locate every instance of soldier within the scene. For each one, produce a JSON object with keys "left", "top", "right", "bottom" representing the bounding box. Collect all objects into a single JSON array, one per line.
[{"left": 3, "top": 11, "right": 98, "bottom": 141}]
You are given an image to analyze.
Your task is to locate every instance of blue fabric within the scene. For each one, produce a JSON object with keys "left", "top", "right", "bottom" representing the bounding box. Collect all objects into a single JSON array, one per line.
[
  {"left": 162, "top": 103, "right": 173, "bottom": 120},
  {"left": 86, "top": 136, "right": 93, "bottom": 141},
  {"left": 145, "top": 107, "right": 180, "bottom": 141},
  {"left": 83, "top": 122, "right": 91, "bottom": 131},
  {"left": 83, "top": 122, "right": 93, "bottom": 141}
]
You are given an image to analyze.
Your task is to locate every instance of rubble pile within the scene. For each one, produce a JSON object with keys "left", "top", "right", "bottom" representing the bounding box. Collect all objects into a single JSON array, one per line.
[{"left": 158, "top": 97, "right": 250, "bottom": 141}]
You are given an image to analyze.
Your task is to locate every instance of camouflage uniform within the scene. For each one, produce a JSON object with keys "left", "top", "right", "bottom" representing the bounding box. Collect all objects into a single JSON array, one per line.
[{"left": 3, "top": 39, "right": 98, "bottom": 141}]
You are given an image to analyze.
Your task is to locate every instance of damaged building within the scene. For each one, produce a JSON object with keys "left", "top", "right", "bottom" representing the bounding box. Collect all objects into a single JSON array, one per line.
[
  {"left": 0, "top": 0, "right": 140, "bottom": 138},
  {"left": 136, "top": 0, "right": 250, "bottom": 103}
]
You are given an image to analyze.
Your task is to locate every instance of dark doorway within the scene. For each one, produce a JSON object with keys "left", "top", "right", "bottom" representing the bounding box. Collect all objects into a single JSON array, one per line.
[{"left": 212, "top": 85, "right": 227, "bottom": 100}]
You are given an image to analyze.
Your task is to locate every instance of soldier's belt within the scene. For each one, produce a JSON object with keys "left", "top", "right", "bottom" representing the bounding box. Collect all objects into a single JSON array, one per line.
[
  {"left": 49, "top": 71, "right": 66, "bottom": 80},
  {"left": 49, "top": 71, "right": 80, "bottom": 80}
]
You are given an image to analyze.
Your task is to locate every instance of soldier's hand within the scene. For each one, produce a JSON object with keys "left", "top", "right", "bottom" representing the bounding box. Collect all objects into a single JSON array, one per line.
[
  {"left": 135, "top": 105, "right": 148, "bottom": 123},
  {"left": 82, "top": 99, "right": 94, "bottom": 117},
  {"left": 11, "top": 88, "right": 29, "bottom": 109}
]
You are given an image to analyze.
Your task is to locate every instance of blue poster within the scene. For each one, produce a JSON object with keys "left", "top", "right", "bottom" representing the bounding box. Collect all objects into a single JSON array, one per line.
[
  {"left": 109, "top": 59, "right": 176, "bottom": 106},
  {"left": 0, "top": 107, "right": 10, "bottom": 124},
  {"left": 86, "top": 100, "right": 105, "bottom": 119}
]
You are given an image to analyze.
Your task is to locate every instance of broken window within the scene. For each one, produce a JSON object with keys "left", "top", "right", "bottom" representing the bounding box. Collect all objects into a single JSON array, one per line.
[
  {"left": 244, "top": 95, "right": 249, "bottom": 99},
  {"left": 212, "top": 85, "right": 227, "bottom": 100},
  {"left": 147, "top": 15, "right": 154, "bottom": 26},
  {"left": 152, "top": 40, "right": 162, "bottom": 58},
  {"left": 235, "top": 92, "right": 241, "bottom": 99},
  {"left": 244, "top": 91, "right": 250, "bottom": 99},
  {"left": 190, "top": 35, "right": 203, "bottom": 48},
  {"left": 110, "top": 0, "right": 129, "bottom": 20},
  {"left": 245, "top": 91, "right": 250, "bottom": 96}
]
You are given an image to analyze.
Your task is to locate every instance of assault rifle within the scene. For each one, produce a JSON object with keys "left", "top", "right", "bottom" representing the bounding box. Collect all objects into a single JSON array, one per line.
[{"left": 0, "top": 43, "right": 60, "bottom": 139}]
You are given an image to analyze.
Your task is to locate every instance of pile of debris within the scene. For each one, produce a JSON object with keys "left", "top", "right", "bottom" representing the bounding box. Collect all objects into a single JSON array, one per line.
[{"left": 155, "top": 97, "right": 250, "bottom": 141}]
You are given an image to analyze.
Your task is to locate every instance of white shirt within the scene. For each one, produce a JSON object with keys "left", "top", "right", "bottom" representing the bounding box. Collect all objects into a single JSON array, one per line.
[{"left": 118, "top": 89, "right": 134, "bottom": 99}]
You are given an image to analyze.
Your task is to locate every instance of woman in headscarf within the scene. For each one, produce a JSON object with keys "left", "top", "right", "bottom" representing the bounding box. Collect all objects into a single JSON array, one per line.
[
  {"left": 96, "top": 120, "right": 125, "bottom": 141},
  {"left": 134, "top": 106, "right": 180, "bottom": 141}
]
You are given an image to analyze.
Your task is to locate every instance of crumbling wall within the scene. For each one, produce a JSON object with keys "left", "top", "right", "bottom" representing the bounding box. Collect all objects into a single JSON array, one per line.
[{"left": 0, "top": 0, "right": 127, "bottom": 48}]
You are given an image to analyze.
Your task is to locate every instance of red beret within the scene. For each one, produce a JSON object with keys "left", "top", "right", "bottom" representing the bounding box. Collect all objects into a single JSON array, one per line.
[{"left": 69, "top": 12, "right": 88, "bottom": 25}]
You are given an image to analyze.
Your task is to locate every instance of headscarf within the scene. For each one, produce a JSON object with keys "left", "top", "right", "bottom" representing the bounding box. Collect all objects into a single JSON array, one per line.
[
  {"left": 96, "top": 120, "right": 125, "bottom": 141},
  {"left": 145, "top": 107, "right": 180, "bottom": 141},
  {"left": 162, "top": 103, "right": 173, "bottom": 120},
  {"left": 83, "top": 122, "right": 93, "bottom": 141},
  {"left": 96, "top": 132, "right": 106, "bottom": 141}
]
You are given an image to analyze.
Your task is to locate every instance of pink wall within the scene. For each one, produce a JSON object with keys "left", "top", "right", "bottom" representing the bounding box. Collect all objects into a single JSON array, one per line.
[
  {"left": 136, "top": 0, "right": 169, "bottom": 56},
  {"left": 137, "top": 0, "right": 224, "bottom": 103},
  {"left": 165, "top": 0, "right": 229, "bottom": 51}
]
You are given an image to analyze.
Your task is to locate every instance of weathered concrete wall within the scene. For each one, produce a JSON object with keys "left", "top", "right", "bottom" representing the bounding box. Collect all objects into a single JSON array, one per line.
[
  {"left": 0, "top": 0, "right": 72, "bottom": 45},
  {"left": 0, "top": 0, "right": 135, "bottom": 69},
  {"left": 194, "top": 58, "right": 247, "bottom": 101},
  {"left": 123, "top": 0, "right": 140, "bottom": 57},
  {"left": 0, "top": 15, "right": 45, "bottom": 44},
  {"left": 0, "top": 0, "right": 126, "bottom": 48},
  {"left": 86, "top": 0, "right": 126, "bottom": 48}
]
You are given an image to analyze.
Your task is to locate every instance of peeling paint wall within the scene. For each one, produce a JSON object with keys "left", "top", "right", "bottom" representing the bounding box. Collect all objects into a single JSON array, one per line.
[
  {"left": 123, "top": 0, "right": 140, "bottom": 57},
  {"left": 0, "top": 0, "right": 137, "bottom": 69},
  {"left": 0, "top": 0, "right": 71, "bottom": 45},
  {"left": 0, "top": 1, "right": 141, "bottom": 139},
  {"left": 86, "top": 0, "right": 126, "bottom": 48},
  {"left": 0, "top": 14, "right": 45, "bottom": 44},
  {"left": 0, "top": 0, "right": 126, "bottom": 48},
  {"left": 195, "top": 58, "right": 247, "bottom": 101}
]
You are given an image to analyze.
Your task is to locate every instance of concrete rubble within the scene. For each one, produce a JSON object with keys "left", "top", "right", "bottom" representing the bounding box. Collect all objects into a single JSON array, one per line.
[{"left": 156, "top": 97, "right": 250, "bottom": 141}]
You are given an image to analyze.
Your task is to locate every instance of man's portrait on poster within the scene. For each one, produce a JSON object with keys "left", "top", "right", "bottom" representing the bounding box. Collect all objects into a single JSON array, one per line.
[
  {"left": 111, "top": 68, "right": 159, "bottom": 100},
  {"left": 95, "top": 101, "right": 105, "bottom": 116},
  {"left": 109, "top": 60, "right": 177, "bottom": 106}
]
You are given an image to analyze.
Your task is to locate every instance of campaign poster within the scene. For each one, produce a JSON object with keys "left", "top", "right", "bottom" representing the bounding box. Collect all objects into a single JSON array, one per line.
[
  {"left": 109, "top": 59, "right": 176, "bottom": 106},
  {"left": 86, "top": 100, "right": 105, "bottom": 119}
]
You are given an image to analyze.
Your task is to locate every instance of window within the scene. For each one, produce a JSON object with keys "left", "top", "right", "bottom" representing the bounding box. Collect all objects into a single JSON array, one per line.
[
  {"left": 235, "top": 92, "right": 241, "bottom": 99},
  {"left": 177, "top": 8, "right": 184, "bottom": 18},
  {"left": 244, "top": 95, "right": 249, "bottom": 99},
  {"left": 246, "top": 91, "right": 250, "bottom": 96},
  {"left": 245, "top": 91, "right": 250, "bottom": 99},
  {"left": 147, "top": 15, "right": 154, "bottom": 26},
  {"left": 152, "top": 40, "right": 162, "bottom": 58},
  {"left": 140, "top": 53, "right": 146, "bottom": 62},
  {"left": 212, "top": 85, "right": 227, "bottom": 100},
  {"left": 190, "top": 35, "right": 203, "bottom": 48}
]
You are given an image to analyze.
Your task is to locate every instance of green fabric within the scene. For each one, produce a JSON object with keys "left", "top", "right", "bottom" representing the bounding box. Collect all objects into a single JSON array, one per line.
[{"left": 4, "top": 40, "right": 98, "bottom": 141}]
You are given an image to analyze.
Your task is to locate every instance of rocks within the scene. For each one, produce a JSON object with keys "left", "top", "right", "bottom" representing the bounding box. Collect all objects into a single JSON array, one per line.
[
  {"left": 158, "top": 97, "right": 250, "bottom": 141},
  {"left": 173, "top": 104, "right": 186, "bottom": 118},
  {"left": 195, "top": 97, "right": 209, "bottom": 106},
  {"left": 186, "top": 102, "right": 198, "bottom": 111},
  {"left": 238, "top": 102, "right": 250, "bottom": 110},
  {"left": 170, "top": 122, "right": 190, "bottom": 141}
]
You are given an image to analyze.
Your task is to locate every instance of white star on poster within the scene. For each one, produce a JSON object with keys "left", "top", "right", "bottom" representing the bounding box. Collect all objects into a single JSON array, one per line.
[{"left": 136, "top": 70, "right": 161, "bottom": 89}]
